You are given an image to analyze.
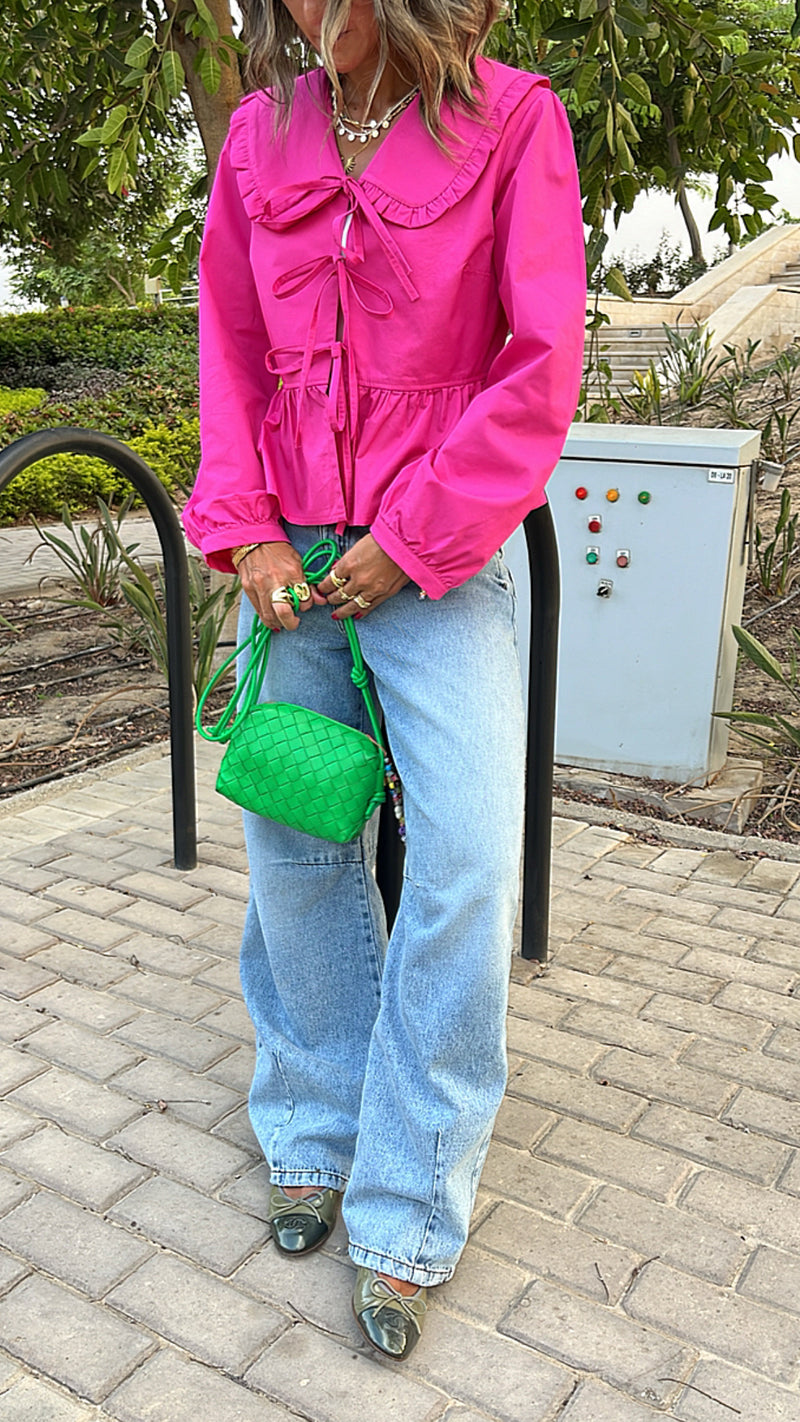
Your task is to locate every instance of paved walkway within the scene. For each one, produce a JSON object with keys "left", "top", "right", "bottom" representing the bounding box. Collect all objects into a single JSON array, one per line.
[{"left": 0, "top": 742, "right": 799, "bottom": 1419}]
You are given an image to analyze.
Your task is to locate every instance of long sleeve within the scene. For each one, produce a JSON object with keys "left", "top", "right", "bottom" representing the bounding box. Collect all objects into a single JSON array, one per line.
[
  {"left": 370, "top": 89, "right": 586, "bottom": 598},
  {"left": 182, "top": 126, "right": 287, "bottom": 573}
]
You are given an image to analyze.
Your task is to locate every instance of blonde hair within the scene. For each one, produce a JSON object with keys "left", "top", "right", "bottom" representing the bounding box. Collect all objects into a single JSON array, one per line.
[{"left": 244, "top": 0, "right": 501, "bottom": 137}]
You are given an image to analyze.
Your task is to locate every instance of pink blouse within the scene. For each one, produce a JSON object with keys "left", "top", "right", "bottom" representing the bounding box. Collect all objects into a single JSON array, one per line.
[{"left": 183, "top": 57, "right": 586, "bottom": 598}]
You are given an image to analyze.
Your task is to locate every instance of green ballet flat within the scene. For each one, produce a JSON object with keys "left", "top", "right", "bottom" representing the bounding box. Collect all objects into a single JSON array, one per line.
[
  {"left": 268, "top": 1184, "right": 340, "bottom": 1256},
  {"left": 352, "top": 1266, "right": 428, "bottom": 1360}
]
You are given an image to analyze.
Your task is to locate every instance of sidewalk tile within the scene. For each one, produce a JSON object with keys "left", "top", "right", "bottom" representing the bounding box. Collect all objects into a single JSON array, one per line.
[
  {"left": 235, "top": 1243, "right": 356, "bottom": 1337},
  {"left": 108, "top": 1177, "right": 268, "bottom": 1275},
  {"left": 0, "top": 1000, "right": 52, "bottom": 1044},
  {"left": 40, "top": 880, "right": 134, "bottom": 916},
  {"left": 31, "top": 943, "right": 133, "bottom": 990},
  {"left": 110, "top": 972, "right": 223, "bottom": 1023},
  {"left": 0, "top": 885, "right": 52, "bottom": 923},
  {"left": 649, "top": 849, "right": 707, "bottom": 875},
  {"left": 493, "top": 1097, "right": 556, "bottom": 1150},
  {"left": 536, "top": 1117, "right": 691, "bottom": 1201},
  {"left": 0, "top": 1190, "right": 151, "bottom": 1297},
  {"left": 765, "top": 1025, "right": 800, "bottom": 1062},
  {"left": 0, "top": 1372, "right": 97, "bottom": 1420},
  {"left": 1, "top": 1124, "right": 149, "bottom": 1209},
  {"left": 0, "top": 1249, "right": 29, "bottom": 1293},
  {"left": 205, "top": 1044, "right": 254, "bottom": 1094},
  {"left": 112, "top": 1011, "right": 234, "bottom": 1072},
  {"left": 724, "top": 1085, "right": 800, "bottom": 1147},
  {"left": 563, "top": 1003, "right": 688, "bottom": 1059},
  {"left": 502, "top": 1277, "right": 694, "bottom": 1409},
  {"left": 640, "top": 993, "right": 770, "bottom": 1048},
  {"left": 0, "top": 1273, "right": 154, "bottom": 1403},
  {"left": 473, "top": 1201, "right": 639, "bottom": 1304},
  {"left": 641, "top": 917, "right": 753, "bottom": 956},
  {"left": 682, "top": 1168, "right": 800, "bottom": 1252},
  {"left": 0, "top": 920, "right": 57, "bottom": 959},
  {"left": 20, "top": 1019, "right": 140, "bottom": 1082},
  {"left": 507, "top": 982, "right": 571, "bottom": 1028},
  {"left": 506, "top": 1020, "right": 605, "bottom": 1073},
  {"left": 562, "top": 1379, "right": 677, "bottom": 1422},
  {"left": 738, "top": 1244, "right": 800, "bottom": 1315},
  {"left": 601, "top": 956, "right": 723, "bottom": 1004},
  {"left": 742, "top": 858, "right": 800, "bottom": 893},
  {"left": 625, "top": 1258, "right": 800, "bottom": 1382},
  {"left": 0, "top": 952, "right": 57, "bottom": 999},
  {"left": 673, "top": 1359, "right": 800, "bottom": 1422},
  {"left": 110, "top": 901, "right": 214, "bottom": 941},
  {"left": 107, "top": 1253, "right": 284, "bottom": 1371},
  {"left": 575, "top": 923, "right": 689, "bottom": 963},
  {"left": 682, "top": 1038, "right": 800, "bottom": 1099},
  {"left": 28, "top": 980, "right": 138, "bottom": 1032},
  {"left": 533, "top": 966, "right": 654, "bottom": 1014},
  {"left": 36, "top": 910, "right": 132, "bottom": 951},
  {"left": 198, "top": 998, "right": 255, "bottom": 1042},
  {"left": 578, "top": 1184, "right": 747, "bottom": 1286},
  {"left": 481, "top": 1142, "right": 593, "bottom": 1218},
  {"left": 106, "top": 1348, "right": 294, "bottom": 1422},
  {"left": 413, "top": 1309, "right": 576, "bottom": 1422},
  {"left": 435, "top": 1245, "right": 530, "bottom": 1327},
  {"left": 0, "top": 1101, "right": 40, "bottom": 1150},
  {"left": 632, "top": 1101, "right": 790, "bottom": 1185},
  {"left": 10, "top": 1065, "right": 144, "bottom": 1140},
  {"left": 0, "top": 1046, "right": 48, "bottom": 1095},
  {"left": 109, "top": 1058, "right": 239, "bottom": 1129},
  {"left": 510, "top": 1059, "right": 645, "bottom": 1131},
  {"left": 676, "top": 946, "right": 795, "bottom": 994},
  {"left": 112, "top": 869, "right": 210, "bottom": 910},
  {"left": 593, "top": 1048, "right": 737, "bottom": 1117},
  {"left": 110, "top": 932, "right": 217, "bottom": 979},
  {"left": 0, "top": 1165, "right": 34, "bottom": 1215},
  {"left": 108, "top": 1112, "right": 254, "bottom": 1192}
]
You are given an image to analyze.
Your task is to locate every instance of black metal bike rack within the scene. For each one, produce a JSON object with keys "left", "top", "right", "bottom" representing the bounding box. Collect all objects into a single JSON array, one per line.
[
  {"left": 0, "top": 428, "right": 197, "bottom": 871},
  {"left": 376, "top": 503, "right": 560, "bottom": 964}
]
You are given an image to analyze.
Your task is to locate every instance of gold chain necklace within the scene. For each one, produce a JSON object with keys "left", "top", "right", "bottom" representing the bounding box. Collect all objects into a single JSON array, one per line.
[{"left": 334, "top": 86, "right": 418, "bottom": 173}]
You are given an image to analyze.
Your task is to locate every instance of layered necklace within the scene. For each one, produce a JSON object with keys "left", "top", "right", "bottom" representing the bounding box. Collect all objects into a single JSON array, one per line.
[{"left": 334, "top": 84, "right": 419, "bottom": 173}]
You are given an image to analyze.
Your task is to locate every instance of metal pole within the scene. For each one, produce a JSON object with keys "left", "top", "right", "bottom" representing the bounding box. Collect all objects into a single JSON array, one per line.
[
  {"left": 0, "top": 428, "right": 197, "bottom": 870},
  {"left": 521, "top": 503, "right": 560, "bottom": 961}
]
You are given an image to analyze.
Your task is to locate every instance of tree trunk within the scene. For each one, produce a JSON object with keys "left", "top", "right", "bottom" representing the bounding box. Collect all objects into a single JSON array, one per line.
[
  {"left": 661, "top": 102, "right": 704, "bottom": 263},
  {"left": 170, "top": 0, "right": 243, "bottom": 181}
]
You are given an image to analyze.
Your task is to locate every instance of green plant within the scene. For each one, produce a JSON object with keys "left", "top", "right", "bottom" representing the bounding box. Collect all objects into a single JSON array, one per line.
[
  {"left": 659, "top": 320, "right": 726, "bottom": 408},
  {"left": 754, "top": 488, "right": 799, "bottom": 598},
  {"left": 618, "top": 363, "right": 664, "bottom": 424},
  {"left": 710, "top": 338, "right": 763, "bottom": 426},
  {"left": 716, "top": 625, "right": 800, "bottom": 766},
  {"left": 29, "top": 495, "right": 140, "bottom": 605},
  {"left": 762, "top": 406, "right": 800, "bottom": 465},
  {"left": 114, "top": 552, "right": 239, "bottom": 699},
  {"left": 0, "top": 385, "right": 46, "bottom": 416}
]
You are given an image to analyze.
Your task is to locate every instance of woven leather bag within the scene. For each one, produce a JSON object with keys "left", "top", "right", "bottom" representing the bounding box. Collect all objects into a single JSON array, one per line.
[{"left": 195, "top": 541, "right": 387, "bottom": 844}]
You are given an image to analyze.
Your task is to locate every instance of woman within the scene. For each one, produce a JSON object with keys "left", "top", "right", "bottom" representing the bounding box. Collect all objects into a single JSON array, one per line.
[{"left": 184, "top": 0, "right": 585, "bottom": 1360}]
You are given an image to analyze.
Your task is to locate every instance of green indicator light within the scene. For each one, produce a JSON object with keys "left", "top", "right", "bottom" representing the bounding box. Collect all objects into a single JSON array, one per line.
[
  {"left": 586, "top": 550, "right": 599, "bottom": 565},
  {"left": 638, "top": 490, "right": 651, "bottom": 505}
]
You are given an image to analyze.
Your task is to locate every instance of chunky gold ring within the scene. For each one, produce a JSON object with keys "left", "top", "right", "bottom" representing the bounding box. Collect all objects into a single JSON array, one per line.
[
  {"left": 330, "top": 571, "right": 348, "bottom": 590},
  {"left": 336, "top": 587, "right": 349, "bottom": 602},
  {"left": 270, "top": 586, "right": 292, "bottom": 604},
  {"left": 353, "top": 594, "right": 372, "bottom": 609},
  {"left": 290, "top": 581, "right": 311, "bottom": 602}
]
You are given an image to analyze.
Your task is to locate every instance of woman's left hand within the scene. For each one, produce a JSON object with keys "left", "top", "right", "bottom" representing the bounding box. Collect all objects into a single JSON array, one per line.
[{"left": 316, "top": 533, "right": 410, "bottom": 618}]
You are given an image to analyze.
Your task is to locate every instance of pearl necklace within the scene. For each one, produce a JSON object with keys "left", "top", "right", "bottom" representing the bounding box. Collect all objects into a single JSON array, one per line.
[{"left": 334, "top": 85, "right": 419, "bottom": 149}]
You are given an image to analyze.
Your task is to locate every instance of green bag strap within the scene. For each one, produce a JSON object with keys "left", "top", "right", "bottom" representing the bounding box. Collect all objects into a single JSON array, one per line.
[{"left": 195, "top": 538, "right": 385, "bottom": 751}]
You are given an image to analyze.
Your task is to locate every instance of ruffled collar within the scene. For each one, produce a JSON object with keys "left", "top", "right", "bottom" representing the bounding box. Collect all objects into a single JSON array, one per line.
[{"left": 228, "top": 57, "right": 549, "bottom": 229}]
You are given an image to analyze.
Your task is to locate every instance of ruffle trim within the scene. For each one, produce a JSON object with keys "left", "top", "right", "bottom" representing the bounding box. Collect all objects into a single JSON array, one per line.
[{"left": 227, "top": 62, "right": 551, "bottom": 229}]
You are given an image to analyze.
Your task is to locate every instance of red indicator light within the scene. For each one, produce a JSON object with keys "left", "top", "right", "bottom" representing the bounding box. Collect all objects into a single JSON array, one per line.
[
  {"left": 575, "top": 486, "right": 588, "bottom": 500},
  {"left": 588, "top": 516, "right": 602, "bottom": 533},
  {"left": 616, "top": 551, "right": 630, "bottom": 568}
]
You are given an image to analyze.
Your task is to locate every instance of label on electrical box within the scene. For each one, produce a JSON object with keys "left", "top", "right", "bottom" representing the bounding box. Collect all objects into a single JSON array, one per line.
[{"left": 707, "top": 467, "right": 735, "bottom": 484}]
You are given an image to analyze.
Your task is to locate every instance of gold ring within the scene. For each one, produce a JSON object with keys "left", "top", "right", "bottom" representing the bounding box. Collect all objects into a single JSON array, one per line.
[
  {"left": 270, "top": 586, "right": 292, "bottom": 604},
  {"left": 291, "top": 581, "right": 311, "bottom": 602},
  {"left": 337, "top": 587, "right": 349, "bottom": 602},
  {"left": 353, "top": 594, "right": 372, "bottom": 609},
  {"left": 330, "top": 571, "right": 347, "bottom": 590}
]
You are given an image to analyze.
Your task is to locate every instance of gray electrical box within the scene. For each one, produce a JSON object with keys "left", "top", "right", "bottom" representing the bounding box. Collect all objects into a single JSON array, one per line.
[{"left": 506, "top": 424, "right": 760, "bottom": 783}]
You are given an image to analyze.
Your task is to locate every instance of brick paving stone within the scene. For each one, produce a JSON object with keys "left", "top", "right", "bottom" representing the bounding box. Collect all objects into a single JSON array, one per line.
[
  {"left": 592, "top": 1048, "right": 737, "bottom": 1117},
  {"left": 615, "top": 889, "right": 717, "bottom": 925},
  {"left": 778, "top": 1153, "right": 800, "bottom": 1195},
  {"left": 0, "top": 1273, "right": 154, "bottom": 1403},
  {"left": 110, "top": 899, "right": 214, "bottom": 941},
  {"left": 110, "top": 1058, "right": 240, "bottom": 1129},
  {"left": 205, "top": 1044, "right": 255, "bottom": 1094},
  {"left": 108, "top": 1176, "right": 268, "bottom": 1274},
  {"left": 550, "top": 942, "right": 613, "bottom": 974},
  {"left": 30, "top": 944, "right": 132, "bottom": 990},
  {"left": 532, "top": 966, "right": 654, "bottom": 1015},
  {"left": 248, "top": 1324, "right": 450, "bottom": 1422},
  {"left": 0, "top": 1247, "right": 28, "bottom": 1294},
  {"left": 715, "top": 907, "right": 800, "bottom": 947},
  {"left": 625, "top": 1258, "right": 800, "bottom": 1382},
  {"left": 505, "top": 1020, "right": 605, "bottom": 1072},
  {"left": 0, "top": 1000, "right": 51, "bottom": 1043},
  {"left": 106, "top": 1347, "right": 294, "bottom": 1422},
  {"left": 0, "top": 1165, "right": 34, "bottom": 1215},
  {"left": 481, "top": 1142, "right": 593, "bottom": 1219},
  {"left": 109, "top": 972, "right": 224, "bottom": 1023},
  {"left": 184, "top": 863, "right": 250, "bottom": 900},
  {"left": 691, "top": 851, "right": 752, "bottom": 884},
  {"left": 218, "top": 1161, "right": 271, "bottom": 1221},
  {"left": 0, "top": 1373, "right": 97, "bottom": 1421},
  {"left": 649, "top": 849, "right": 708, "bottom": 875},
  {"left": 27, "top": 980, "right": 137, "bottom": 1033},
  {"left": 562, "top": 1003, "right": 689, "bottom": 1059},
  {"left": 112, "top": 869, "right": 210, "bottom": 910},
  {"left": 507, "top": 981, "right": 571, "bottom": 1028},
  {"left": 35, "top": 910, "right": 134, "bottom": 952},
  {"left": 198, "top": 998, "right": 255, "bottom": 1041},
  {"left": 576, "top": 923, "right": 692, "bottom": 964},
  {"left": 604, "top": 843, "right": 662, "bottom": 867},
  {"left": 686, "top": 883, "right": 785, "bottom": 915},
  {"left": 765, "top": 1025, "right": 800, "bottom": 1062},
  {"left": 492, "top": 1096, "right": 556, "bottom": 1150},
  {"left": 602, "top": 956, "right": 724, "bottom": 1004},
  {"left": 0, "top": 860, "right": 60, "bottom": 891},
  {"left": 0, "top": 952, "right": 57, "bottom": 999},
  {"left": 738, "top": 1244, "right": 800, "bottom": 1315},
  {"left": 0, "top": 1046, "right": 47, "bottom": 1095},
  {"left": 536, "top": 1117, "right": 691, "bottom": 1202},
  {"left": 640, "top": 917, "right": 753, "bottom": 956},
  {"left": 551, "top": 817, "right": 590, "bottom": 847},
  {"left": 46, "top": 853, "right": 135, "bottom": 886},
  {"left": 561, "top": 1379, "right": 673, "bottom": 1422},
  {"left": 0, "top": 1190, "right": 152, "bottom": 1297},
  {"left": 434, "top": 1245, "right": 531, "bottom": 1328},
  {"left": 511, "top": 1059, "right": 647, "bottom": 1132},
  {"left": 414, "top": 1310, "right": 576, "bottom": 1422},
  {"left": 640, "top": 993, "right": 771, "bottom": 1048},
  {"left": 194, "top": 957, "right": 242, "bottom": 997},
  {"left": 776, "top": 895, "right": 800, "bottom": 924},
  {"left": 109, "top": 933, "right": 217, "bottom": 979},
  {"left": 235, "top": 1240, "right": 356, "bottom": 1337},
  {"left": 675, "top": 946, "right": 796, "bottom": 994},
  {"left": 41, "top": 880, "right": 134, "bottom": 917},
  {"left": 672, "top": 1359, "right": 800, "bottom": 1422},
  {"left": 107, "top": 1253, "right": 284, "bottom": 1371},
  {"left": 632, "top": 1101, "right": 790, "bottom": 1185},
  {"left": 0, "top": 885, "right": 52, "bottom": 923},
  {"left": 112, "top": 1011, "right": 234, "bottom": 1072},
  {"left": 0, "top": 1102, "right": 39, "bottom": 1150},
  {"left": 20, "top": 1019, "right": 140, "bottom": 1082},
  {"left": 1, "top": 1124, "right": 148, "bottom": 1209},
  {"left": 182, "top": 897, "right": 246, "bottom": 932},
  {"left": 0, "top": 920, "right": 57, "bottom": 958},
  {"left": 108, "top": 1112, "right": 254, "bottom": 1192},
  {"left": 10, "top": 1066, "right": 144, "bottom": 1141},
  {"left": 502, "top": 1277, "right": 695, "bottom": 1409},
  {"left": 553, "top": 895, "right": 653, "bottom": 934},
  {"left": 210, "top": 1103, "right": 259, "bottom": 1153},
  {"left": 750, "top": 937, "right": 800, "bottom": 970},
  {"left": 742, "top": 858, "right": 800, "bottom": 894},
  {"left": 682, "top": 1168, "right": 800, "bottom": 1251},
  {"left": 473, "top": 1200, "right": 639, "bottom": 1304},
  {"left": 724, "top": 1084, "right": 800, "bottom": 1146},
  {"left": 578, "top": 1184, "right": 748, "bottom": 1286},
  {"left": 188, "top": 921, "right": 242, "bottom": 958},
  {"left": 682, "top": 1038, "right": 800, "bottom": 1099}
]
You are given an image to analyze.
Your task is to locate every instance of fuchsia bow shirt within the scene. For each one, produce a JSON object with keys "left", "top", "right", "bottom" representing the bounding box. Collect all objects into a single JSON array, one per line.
[{"left": 183, "top": 57, "right": 586, "bottom": 598}]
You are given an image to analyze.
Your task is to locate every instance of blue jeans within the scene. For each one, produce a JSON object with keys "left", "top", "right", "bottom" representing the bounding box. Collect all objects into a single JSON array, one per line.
[{"left": 238, "top": 524, "right": 525, "bottom": 1286}]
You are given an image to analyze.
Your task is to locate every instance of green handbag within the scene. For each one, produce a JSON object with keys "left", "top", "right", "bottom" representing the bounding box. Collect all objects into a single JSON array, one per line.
[{"left": 196, "top": 539, "right": 402, "bottom": 845}]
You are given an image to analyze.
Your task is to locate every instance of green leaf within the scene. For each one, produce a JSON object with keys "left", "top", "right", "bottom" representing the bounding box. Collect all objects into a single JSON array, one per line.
[
  {"left": 197, "top": 46, "right": 221, "bottom": 96},
  {"left": 161, "top": 49, "right": 185, "bottom": 98},
  {"left": 75, "top": 126, "right": 105, "bottom": 147},
  {"left": 106, "top": 145, "right": 129, "bottom": 194},
  {"left": 620, "top": 73, "right": 651, "bottom": 108},
  {"left": 732, "top": 625, "right": 786, "bottom": 684},
  {"left": 124, "top": 35, "right": 154, "bottom": 69},
  {"left": 605, "top": 266, "right": 633, "bottom": 300},
  {"left": 100, "top": 104, "right": 128, "bottom": 144}
]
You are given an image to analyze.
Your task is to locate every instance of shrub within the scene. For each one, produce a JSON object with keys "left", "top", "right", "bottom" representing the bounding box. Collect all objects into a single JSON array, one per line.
[{"left": 0, "top": 386, "right": 47, "bottom": 416}]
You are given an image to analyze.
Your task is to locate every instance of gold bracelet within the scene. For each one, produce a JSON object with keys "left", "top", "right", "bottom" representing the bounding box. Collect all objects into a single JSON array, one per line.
[{"left": 231, "top": 542, "right": 262, "bottom": 571}]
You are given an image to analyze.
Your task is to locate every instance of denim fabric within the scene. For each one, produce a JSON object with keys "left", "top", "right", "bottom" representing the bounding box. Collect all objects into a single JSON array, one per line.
[{"left": 238, "top": 524, "right": 525, "bottom": 1286}]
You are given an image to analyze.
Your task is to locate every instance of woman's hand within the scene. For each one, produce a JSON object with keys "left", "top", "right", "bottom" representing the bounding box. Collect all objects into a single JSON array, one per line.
[
  {"left": 316, "top": 533, "right": 409, "bottom": 618},
  {"left": 236, "top": 541, "right": 316, "bottom": 631}
]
